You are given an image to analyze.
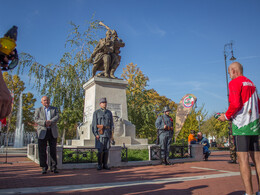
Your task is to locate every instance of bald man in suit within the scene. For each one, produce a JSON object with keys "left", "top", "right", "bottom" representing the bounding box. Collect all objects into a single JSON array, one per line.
[{"left": 35, "top": 96, "right": 59, "bottom": 174}]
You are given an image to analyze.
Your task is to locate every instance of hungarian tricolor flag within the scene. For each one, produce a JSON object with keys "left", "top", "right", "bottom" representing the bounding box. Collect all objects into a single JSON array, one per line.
[{"left": 225, "top": 76, "right": 260, "bottom": 135}]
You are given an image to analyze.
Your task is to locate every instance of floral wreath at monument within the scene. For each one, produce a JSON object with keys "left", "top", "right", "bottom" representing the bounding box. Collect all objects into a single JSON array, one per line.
[{"left": 182, "top": 95, "right": 195, "bottom": 108}]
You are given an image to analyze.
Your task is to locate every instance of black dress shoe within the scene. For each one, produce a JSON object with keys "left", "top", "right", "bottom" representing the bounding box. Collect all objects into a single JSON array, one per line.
[
  {"left": 165, "top": 160, "right": 174, "bottom": 165},
  {"left": 42, "top": 167, "right": 47, "bottom": 174},
  {"left": 103, "top": 165, "right": 110, "bottom": 170},
  {"left": 111, "top": 140, "right": 115, "bottom": 145},
  {"left": 51, "top": 169, "right": 59, "bottom": 173},
  {"left": 161, "top": 159, "right": 166, "bottom": 165},
  {"left": 250, "top": 162, "right": 255, "bottom": 167},
  {"left": 51, "top": 167, "right": 59, "bottom": 173},
  {"left": 228, "top": 160, "right": 237, "bottom": 164},
  {"left": 97, "top": 164, "right": 102, "bottom": 170}
]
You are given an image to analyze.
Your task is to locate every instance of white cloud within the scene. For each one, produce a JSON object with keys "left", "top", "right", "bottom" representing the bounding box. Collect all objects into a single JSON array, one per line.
[
  {"left": 122, "top": 23, "right": 140, "bottom": 36},
  {"left": 145, "top": 22, "right": 166, "bottom": 37},
  {"left": 33, "top": 10, "right": 40, "bottom": 16},
  {"left": 150, "top": 25, "right": 166, "bottom": 36},
  {"left": 150, "top": 78, "right": 205, "bottom": 90}
]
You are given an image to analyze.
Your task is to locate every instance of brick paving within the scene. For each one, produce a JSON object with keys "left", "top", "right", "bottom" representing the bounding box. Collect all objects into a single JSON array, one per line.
[{"left": 0, "top": 151, "right": 258, "bottom": 194}]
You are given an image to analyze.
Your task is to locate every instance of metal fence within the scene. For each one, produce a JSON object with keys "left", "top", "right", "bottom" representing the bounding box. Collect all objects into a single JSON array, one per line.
[
  {"left": 0, "top": 132, "right": 37, "bottom": 147},
  {"left": 121, "top": 147, "right": 128, "bottom": 162},
  {"left": 169, "top": 145, "right": 191, "bottom": 159},
  {"left": 62, "top": 147, "right": 129, "bottom": 164},
  {"left": 150, "top": 145, "right": 161, "bottom": 160},
  {"left": 62, "top": 145, "right": 191, "bottom": 164},
  {"left": 62, "top": 148, "right": 98, "bottom": 164},
  {"left": 150, "top": 145, "right": 191, "bottom": 160}
]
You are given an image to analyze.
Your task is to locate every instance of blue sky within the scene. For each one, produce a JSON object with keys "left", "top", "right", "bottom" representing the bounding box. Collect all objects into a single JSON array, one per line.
[{"left": 1, "top": 0, "right": 260, "bottom": 117}]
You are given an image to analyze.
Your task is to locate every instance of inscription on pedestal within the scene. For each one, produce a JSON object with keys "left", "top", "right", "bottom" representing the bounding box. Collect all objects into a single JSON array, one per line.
[
  {"left": 107, "top": 103, "right": 122, "bottom": 118},
  {"left": 84, "top": 105, "right": 94, "bottom": 122}
]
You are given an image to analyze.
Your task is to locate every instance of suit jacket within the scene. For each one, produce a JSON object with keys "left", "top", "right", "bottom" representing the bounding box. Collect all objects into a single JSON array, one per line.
[{"left": 34, "top": 106, "right": 59, "bottom": 139}]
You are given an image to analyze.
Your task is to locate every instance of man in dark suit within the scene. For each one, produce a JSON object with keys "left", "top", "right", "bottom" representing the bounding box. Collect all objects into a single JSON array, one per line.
[{"left": 35, "top": 96, "right": 59, "bottom": 174}]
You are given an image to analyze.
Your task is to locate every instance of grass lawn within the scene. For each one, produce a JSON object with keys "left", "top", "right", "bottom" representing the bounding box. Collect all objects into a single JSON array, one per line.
[{"left": 127, "top": 149, "right": 149, "bottom": 161}]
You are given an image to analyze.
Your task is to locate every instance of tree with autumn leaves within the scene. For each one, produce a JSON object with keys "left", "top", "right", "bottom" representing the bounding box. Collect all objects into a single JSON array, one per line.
[
  {"left": 121, "top": 63, "right": 229, "bottom": 143},
  {"left": 177, "top": 107, "right": 206, "bottom": 141},
  {"left": 122, "top": 63, "right": 177, "bottom": 142},
  {"left": 200, "top": 114, "right": 229, "bottom": 141}
]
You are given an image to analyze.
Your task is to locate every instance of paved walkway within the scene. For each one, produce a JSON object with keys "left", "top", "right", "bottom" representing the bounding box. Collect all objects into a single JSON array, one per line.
[{"left": 0, "top": 151, "right": 258, "bottom": 195}]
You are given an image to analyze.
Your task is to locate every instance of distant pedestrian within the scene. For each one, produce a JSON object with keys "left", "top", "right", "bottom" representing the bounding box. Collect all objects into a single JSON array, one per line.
[
  {"left": 197, "top": 132, "right": 211, "bottom": 161},
  {"left": 188, "top": 130, "right": 197, "bottom": 145},
  {"left": 218, "top": 62, "right": 260, "bottom": 195}
]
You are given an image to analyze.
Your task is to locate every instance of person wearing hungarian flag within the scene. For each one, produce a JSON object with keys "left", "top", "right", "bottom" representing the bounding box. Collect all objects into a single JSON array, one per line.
[{"left": 218, "top": 62, "right": 260, "bottom": 195}]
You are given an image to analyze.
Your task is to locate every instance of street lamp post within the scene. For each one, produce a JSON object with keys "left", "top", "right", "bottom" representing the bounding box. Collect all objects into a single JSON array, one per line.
[
  {"left": 224, "top": 42, "right": 237, "bottom": 162},
  {"left": 224, "top": 42, "right": 236, "bottom": 103}
]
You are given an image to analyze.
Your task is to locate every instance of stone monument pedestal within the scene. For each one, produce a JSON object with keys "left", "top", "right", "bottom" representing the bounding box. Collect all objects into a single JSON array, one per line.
[{"left": 67, "top": 76, "right": 148, "bottom": 148}]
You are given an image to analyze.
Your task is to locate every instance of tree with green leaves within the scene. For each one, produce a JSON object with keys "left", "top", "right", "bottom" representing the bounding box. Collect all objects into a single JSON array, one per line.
[
  {"left": 17, "top": 18, "right": 103, "bottom": 139},
  {"left": 200, "top": 114, "right": 229, "bottom": 139},
  {"left": 2, "top": 72, "right": 36, "bottom": 132},
  {"left": 176, "top": 106, "right": 207, "bottom": 143}
]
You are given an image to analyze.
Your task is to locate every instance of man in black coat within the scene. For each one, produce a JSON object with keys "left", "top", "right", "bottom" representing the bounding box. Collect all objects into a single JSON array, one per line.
[
  {"left": 92, "top": 97, "right": 113, "bottom": 170},
  {"left": 155, "top": 106, "right": 174, "bottom": 165}
]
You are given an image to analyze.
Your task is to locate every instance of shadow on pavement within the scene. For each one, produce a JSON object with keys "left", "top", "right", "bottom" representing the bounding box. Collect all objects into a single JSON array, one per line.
[
  {"left": 227, "top": 190, "right": 245, "bottom": 195},
  {"left": 53, "top": 183, "right": 209, "bottom": 195}
]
